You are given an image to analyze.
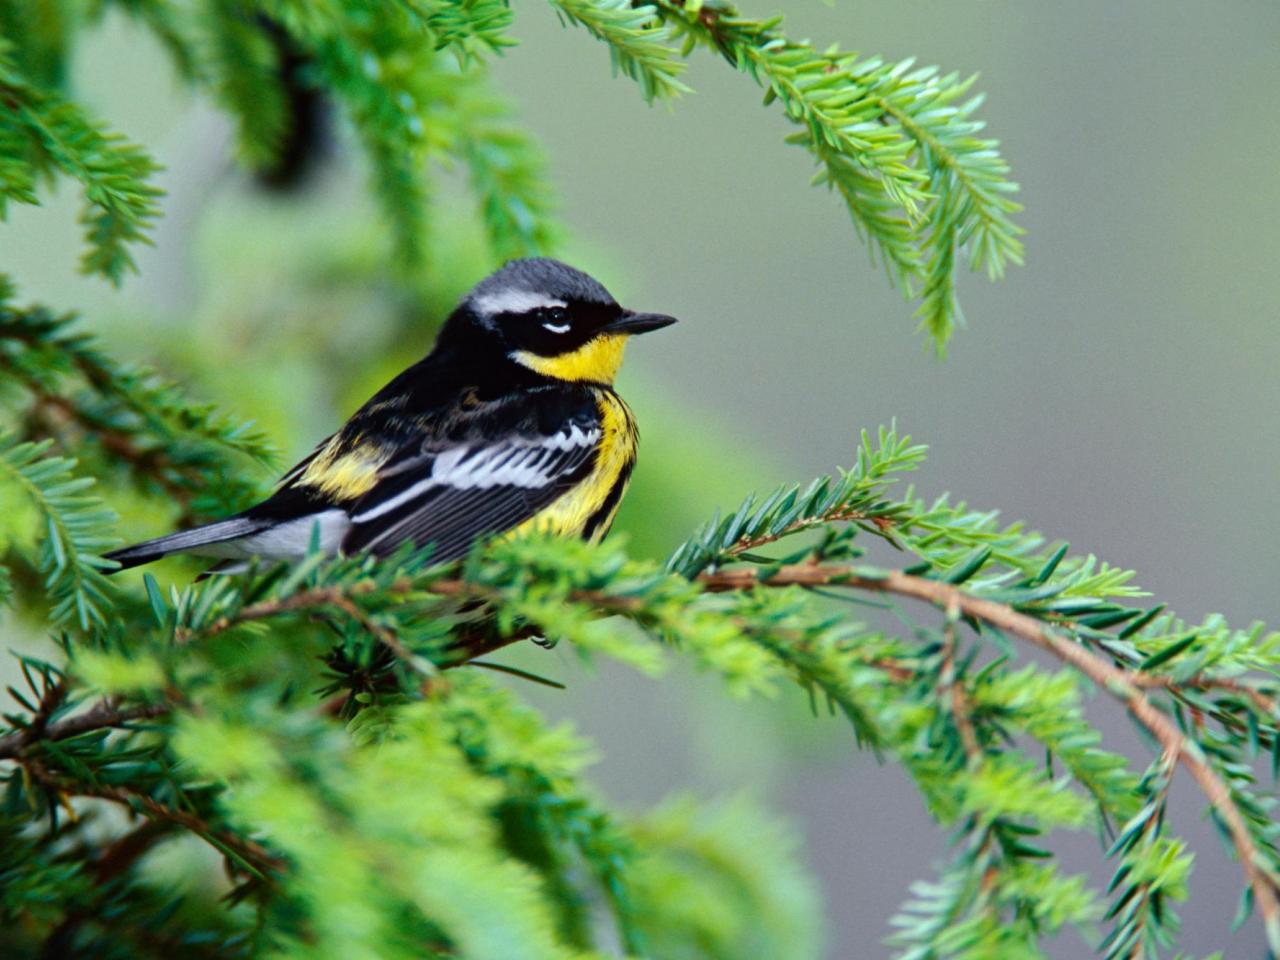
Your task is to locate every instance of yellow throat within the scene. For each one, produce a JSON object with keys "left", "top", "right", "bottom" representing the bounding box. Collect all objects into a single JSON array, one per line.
[{"left": 511, "top": 333, "right": 628, "bottom": 384}]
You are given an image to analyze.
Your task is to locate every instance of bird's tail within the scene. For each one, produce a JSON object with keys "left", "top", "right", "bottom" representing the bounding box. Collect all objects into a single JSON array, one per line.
[{"left": 104, "top": 517, "right": 267, "bottom": 571}]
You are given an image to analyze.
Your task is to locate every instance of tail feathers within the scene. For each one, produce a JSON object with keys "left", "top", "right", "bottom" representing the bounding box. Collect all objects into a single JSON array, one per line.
[{"left": 105, "top": 517, "right": 266, "bottom": 572}]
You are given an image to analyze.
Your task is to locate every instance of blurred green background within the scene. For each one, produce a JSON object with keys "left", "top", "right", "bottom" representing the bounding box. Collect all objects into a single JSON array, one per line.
[{"left": 4, "top": 1, "right": 1279, "bottom": 955}]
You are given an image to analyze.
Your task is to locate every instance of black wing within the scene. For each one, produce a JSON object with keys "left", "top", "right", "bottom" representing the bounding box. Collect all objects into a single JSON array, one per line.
[{"left": 341, "top": 397, "right": 602, "bottom": 561}]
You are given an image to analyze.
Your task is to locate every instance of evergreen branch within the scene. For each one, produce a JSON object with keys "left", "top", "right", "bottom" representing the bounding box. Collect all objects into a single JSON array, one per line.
[
  {"left": 134, "top": 534, "right": 1280, "bottom": 952},
  {"left": 20, "top": 756, "right": 284, "bottom": 877},
  {"left": 16, "top": 525, "right": 1277, "bottom": 951},
  {"left": 259, "top": 2, "right": 432, "bottom": 266},
  {"left": 0, "top": 699, "right": 170, "bottom": 761},
  {"left": 0, "top": 1, "right": 73, "bottom": 88},
  {"left": 624, "top": 797, "right": 825, "bottom": 957},
  {"left": 404, "top": 62, "right": 560, "bottom": 262},
  {"left": 0, "top": 285, "right": 275, "bottom": 517},
  {"left": 197, "top": 583, "right": 430, "bottom": 672},
  {"left": 401, "top": 0, "right": 516, "bottom": 61},
  {"left": 452, "top": 78, "right": 560, "bottom": 260},
  {"left": 0, "top": 434, "right": 118, "bottom": 628},
  {"left": 652, "top": 0, "right": 1022, "bottom": 350},
  {"left": 1099, "top": 751, "right": 1185, "bottom": 960},
  {"left": 547, "top": 0, "right": 689, "bottom": 101},
  {"left": 0, "top": 42, "right": 162, "bottom": 284},
  {"left": 696, "top": 562, "right": 1280, "bottom": 950},
  {"left": 666, "top": 425, "right": 928, "bottom": 578},
  {"left": 0, "top": 288, "right": 275, "bottom": 465}
]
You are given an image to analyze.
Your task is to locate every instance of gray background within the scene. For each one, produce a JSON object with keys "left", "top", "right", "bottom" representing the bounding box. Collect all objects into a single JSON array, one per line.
[{"left": 5, "top": 1, "right": 1279, "bottom": 956}]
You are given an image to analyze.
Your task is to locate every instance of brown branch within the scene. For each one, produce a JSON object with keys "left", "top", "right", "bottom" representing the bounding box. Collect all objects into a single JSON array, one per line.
[
  {"left": 22, "top": 676, "right": 69, "bottom": 748},
  {"left": 694, "top": 562, "right": 1280, "bottom": 939},
  {"left": 31, "top": 555, "right": 1272, "bottom": 931},
  {"left": 22, "top": 758, "right": 283, "bottom": 877},
  {"left": 939, "top": 617, "right": 981, "bottom": 765},
  {"left": 95, "top": 820, "right": 173, "bottom": 884},
  {"left": 1129, "top": 672, "right": 1280, "bottom": 719},
  {"left": 197, "top": 585, "right": 420, "bottom": 666},
  {"left": 724, "top": 506, "right": 883, "bottom": 557},
  {"left": 0, "top": 699, "right": 169, "bottom": 760}
]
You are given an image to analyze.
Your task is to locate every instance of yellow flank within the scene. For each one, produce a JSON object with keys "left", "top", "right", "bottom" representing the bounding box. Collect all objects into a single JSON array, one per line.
[
  {"left": 511, "top": 334, "right": 628, "bottom": 384},
  {"left": 515, "top": 389, "right": 637, "bottom": 540},
  {"left": 297, "top": 436, "right": 386, "bottom": 499}
]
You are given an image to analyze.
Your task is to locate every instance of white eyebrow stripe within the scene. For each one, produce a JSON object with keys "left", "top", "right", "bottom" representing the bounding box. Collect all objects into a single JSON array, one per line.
[{"left": 472, "top": 290, "right": 567, "bottom": 315}]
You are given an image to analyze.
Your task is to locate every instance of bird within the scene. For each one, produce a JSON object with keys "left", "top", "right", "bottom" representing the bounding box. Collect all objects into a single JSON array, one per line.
[{"left": 104, "top": 258, "right": 676, "bottom": 574}]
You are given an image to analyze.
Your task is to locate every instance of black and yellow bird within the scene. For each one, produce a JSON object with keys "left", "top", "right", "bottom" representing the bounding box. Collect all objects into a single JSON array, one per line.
[{"left": 105, "top": 259, "right": 676, "bottom": 573}]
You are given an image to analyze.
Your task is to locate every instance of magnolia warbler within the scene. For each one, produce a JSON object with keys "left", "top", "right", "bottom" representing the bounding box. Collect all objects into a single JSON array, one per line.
[{"left": 106, "top": 259, "right": 676, "bottom": 574}]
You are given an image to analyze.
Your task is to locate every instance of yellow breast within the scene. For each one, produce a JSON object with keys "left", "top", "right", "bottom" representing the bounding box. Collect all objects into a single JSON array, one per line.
[{"left": 516, "top": 389, "right": 637, "bottom": 541}]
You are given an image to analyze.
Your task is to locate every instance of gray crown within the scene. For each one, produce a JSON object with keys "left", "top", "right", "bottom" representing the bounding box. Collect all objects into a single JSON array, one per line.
[{"left": 467, "top": 258, "right": 617, "bottom": 315}]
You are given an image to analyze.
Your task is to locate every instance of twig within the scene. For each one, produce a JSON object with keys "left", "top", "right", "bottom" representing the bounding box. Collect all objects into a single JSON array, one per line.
[
  {"left": 95, "top": 820, "right": 173, "bottom": 884},
  {"left": 22, "top": 757, "right": 283, "bottom": 877},
  {"left": 939, "top": 617, "right": 981, "bottom": 765},
  {"left": 695, "top": 563, "right": 1280, "bottom": 944},
  {"left": 20, "top": 675, "right": 69, "bottom": 749},
  {"left": 27, "top": 559, "right": 1274, "bottom": 937},
  {"left": 1129, "top": 672, "right": 1280, "bottom": 719},
  {"left": 0, "top": 699, "right": 169, "bottom": 760},
  {"left": 200, "top": 585, "right": 419, "bottom": 665},
  {"left": 724, "top": 506, "right": 880, "bottom": 557}
]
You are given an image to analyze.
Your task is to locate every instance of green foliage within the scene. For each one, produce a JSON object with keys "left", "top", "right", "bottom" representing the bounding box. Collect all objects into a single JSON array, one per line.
[
  {"left": 0, "top": 434, "right": 116, "bottom": 627},
  {"left": 0, "top": 37, "right": 162, "bottom": 283},
  {"left": 0, "top": 278, "right": 276, "bottom": 523},
  {"left": 650, "top": 0, "right": 1023, "bottom": 350},
  {"left": 1, "top": 3, "right": 1273, "bottom": 959},
  {"left": 625, "top": 797, "right": 824, "bottom": 959},
  {"left": 550, "top": 0, "right": 689, "bottom": 101},
  {"left": 0, "top": 0, "right": 1018, "bottom": 346}
]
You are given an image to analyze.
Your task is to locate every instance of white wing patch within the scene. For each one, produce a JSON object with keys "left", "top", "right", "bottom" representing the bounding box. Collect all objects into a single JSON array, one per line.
[{"left": 351, "top": 426, "right": 601, "bottom": 524}]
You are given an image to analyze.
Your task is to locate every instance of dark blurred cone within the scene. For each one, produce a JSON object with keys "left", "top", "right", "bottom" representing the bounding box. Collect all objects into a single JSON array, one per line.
[{"left": 254, "top": 16, "right": 330, "bottom": 192}]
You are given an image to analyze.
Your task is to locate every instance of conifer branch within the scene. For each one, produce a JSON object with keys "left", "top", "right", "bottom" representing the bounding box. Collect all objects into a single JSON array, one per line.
[
  {"left": 0, "top": 42, "right": 162, "bottom": 283},
  {"left": 197, "top": 583, "right": 426, "bottom": 670},
  {"left": 0, "top": 281, "right": 275, "bottom": 518},
  {"left": 1, "top": 4, "right": 1265, "bottom": 953},
  {"left": 548, "top": 0, "right": 689, "bottom": 101},
  {"left": 405, "top": 0, "right": 516, "bottom": 60},
  {"left": 115, "top": 539, "right": 1280, "bottom": 949},
  {"left": 20, "top": 756, "right": 284, "bottom": 877},
  {"left": 697, "top": 562, "right": 1280, "bottom": 948},
  {"left": 205, "top": 0, "right": 291, "bottom": 168},
  {"left": 648, "top": 0, "right": 1022, "bottom": 349},
  {"left": 1099, "top": 751, "right": 1183, "bottom": 960},
  {"left": 0, "top": 699, "right": 170, "bottom": 761},
  {"left": 0, "top": 435, "right": 118, "bottom": 628}
]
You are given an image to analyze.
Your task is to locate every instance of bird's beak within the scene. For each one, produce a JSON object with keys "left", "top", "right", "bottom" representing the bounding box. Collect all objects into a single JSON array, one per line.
[{"left": 604, "top": 310, "right": 678, "bottom": 335}]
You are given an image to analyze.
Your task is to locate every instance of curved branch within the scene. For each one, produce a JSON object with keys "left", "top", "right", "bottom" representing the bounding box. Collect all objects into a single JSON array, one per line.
[
  {"left": 697, "top": 563, "right": 1280, "bottom": 943},
  {"left": 22, "top": 559, "right": 1273, "bottom": 941}
]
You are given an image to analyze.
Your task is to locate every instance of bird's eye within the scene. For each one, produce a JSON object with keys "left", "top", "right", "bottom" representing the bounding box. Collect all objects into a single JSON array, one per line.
[{"left": 541, "top": 306, "right": 571, "bottom": 334}]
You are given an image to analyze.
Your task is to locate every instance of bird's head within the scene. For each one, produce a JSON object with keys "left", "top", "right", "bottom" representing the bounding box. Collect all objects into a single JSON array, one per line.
[{"left": 440, "top": 258, "right": 677, "bottom": 385}]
